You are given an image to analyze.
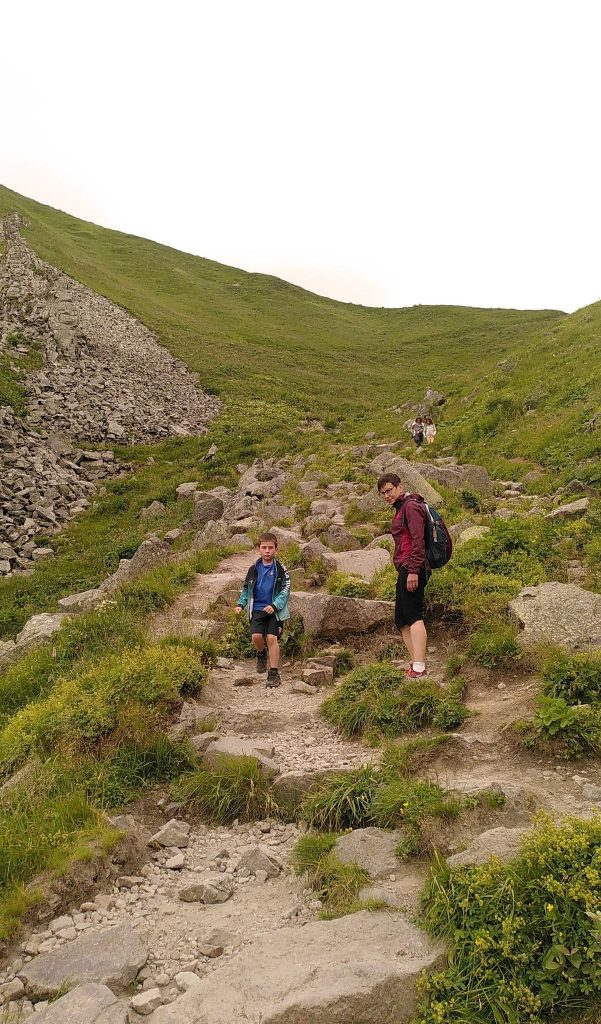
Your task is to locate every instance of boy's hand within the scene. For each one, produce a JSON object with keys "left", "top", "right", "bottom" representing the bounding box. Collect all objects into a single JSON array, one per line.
[
  {"left": 235, "top": 606, "right": 242, "bottom": 615},
  {"left": 263, "top": 605, "right": 275, "bottom": 614}
]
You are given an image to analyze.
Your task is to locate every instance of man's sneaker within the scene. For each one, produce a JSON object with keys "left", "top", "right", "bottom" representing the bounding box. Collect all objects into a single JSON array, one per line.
[
  {"left": 406, "top": 666, "right": 428, "bottom": 679},
  {"left": 256, "top": 650, "right": 268, "bottom": 674},
  {"left": 266, "top": 668, "right": 281, "bottom": 688}
]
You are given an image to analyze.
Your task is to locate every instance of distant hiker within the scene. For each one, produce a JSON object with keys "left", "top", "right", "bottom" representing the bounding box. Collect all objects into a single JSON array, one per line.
[
  {"left": 378, "top": 473, "right": 430, "bottom": 679},
  {"left": 235, "top": 532, "right": 290, "bottom": 688},
  {"left": 410, "top": 416, "right": 424, "bottom": 448},
  {"left": 424, "top": 417, "right": 437, "bottom": 445}
]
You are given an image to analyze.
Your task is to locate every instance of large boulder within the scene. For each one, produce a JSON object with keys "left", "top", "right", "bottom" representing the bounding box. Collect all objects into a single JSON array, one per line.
[
  {"left": 364, "top": 456, "right": 443, "bottom": 506},
  {"left": 0, "top": 612, "right": 68, "bottom": 669},
  {"left": 545, "top": 497, "right": 590, "bottom": 520},
  {"left": 323, "top": 547, "right": 391, "bottom": 582},
  {"left": 335, "top": 827, "right": 405, "bottom": 879},
  {"left": 192, "top": 519, "right": 232, "bottom": 549},
  {"left": 447, "top": 827, "right": 529, "bottom": 867},
  {"left": 509, "top": 583, "right": 601, "bottom": 650},
  {"left": 18, "top": 924, "right": 148, "bottom": 999},
  {"left": 192, "top": 492, "right": 225, "bottom": 527},
  {"left": 290, "top": 592, "right": 393, "bottom": 639},
  {"left": 416, "top": 462, "right": 494, "bottom": 495},
  {"left": 147, "top": 910, "right": 444, "bottom": 1024},
  {"left": 32, "top": 982, "right": 127, "bottom": 1023},
  {"left": 272, "top": 769, "right": 337, "bottom": 810}
]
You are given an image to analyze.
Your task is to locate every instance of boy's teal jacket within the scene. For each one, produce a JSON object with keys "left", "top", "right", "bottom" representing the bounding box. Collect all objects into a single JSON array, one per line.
[{"left": 237, "top": 559, "right": 291, "bottom": 622}]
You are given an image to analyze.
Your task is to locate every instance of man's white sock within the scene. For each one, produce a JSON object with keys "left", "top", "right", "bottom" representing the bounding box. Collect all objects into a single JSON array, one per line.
[{"left": 413, "top": 661, "right": 426, "bottom": 673}]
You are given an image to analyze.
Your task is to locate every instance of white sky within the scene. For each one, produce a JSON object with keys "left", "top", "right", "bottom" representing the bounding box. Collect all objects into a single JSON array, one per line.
[{"left": 2, "top": 0, "right": 600, "bottom": 313}]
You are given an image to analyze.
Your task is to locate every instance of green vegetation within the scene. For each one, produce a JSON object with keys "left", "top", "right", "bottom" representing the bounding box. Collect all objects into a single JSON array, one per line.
[
  {"left": 298, "top": 745, "right": 501, "bottom": 861},
  {"left": 325, "top": 571, "right": 371, "bottom": 599},
  {"left": 514, "top": 649, "right": 601, "bottom": 759},
  {"left": 466, "top": 621, "right": 521, "bottom": 668},
  {"left": 0, "top": 334, "right": 44, "bottom": 416},
  {"left": 418, "top": 815, "right": 601, "bottom": 1024},
  {"left": 516, "top": 697, "right": 601, "bottom": 758},
  {"left": 291, "top": 833, "right": 374, "bottom": 919},
  {"left": 321, "top": 662, "right": 468, "bottom": 740},
  {"left": 176, "top": 754, "right": 274, "bottom": 824},
  {"left": 541, "top": 649, "right": 601, "bottom": 704}
]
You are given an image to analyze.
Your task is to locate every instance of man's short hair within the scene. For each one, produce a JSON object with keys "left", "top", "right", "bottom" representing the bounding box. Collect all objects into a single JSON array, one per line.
[
  {"left": 258, "top": 531, "right": 278, "bottom": 546},
  {"left": 377, "top": 472, "right": 402, "bottom": 492}
]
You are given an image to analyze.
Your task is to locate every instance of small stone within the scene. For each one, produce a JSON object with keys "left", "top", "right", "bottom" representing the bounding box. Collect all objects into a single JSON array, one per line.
[
  {"left": 130, "top": 987, "right": 162, "bottom": 1014},
  {"left": 583, "top": 783, "right": 601, "bottom": 802},
  {"left": 198, "top": 943, "right": 223, "bottom": 958},
  {"left": 174, "top": 971, "right": 201, "bottom": 992},
  {"left": 165, "top": 854, "right": 185, "bottom": 870},
  {"left": 215, "top": 657, "right": 233, "bottom": 669},
  {"left": 149, "top": 819, "right": 191, "bottom": 849},
  {"left": 0, "top": 978, "right": 25, "bottom": 1001}
]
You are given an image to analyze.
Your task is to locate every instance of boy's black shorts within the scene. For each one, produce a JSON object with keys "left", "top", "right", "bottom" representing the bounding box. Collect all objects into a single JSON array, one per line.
[
  {"left": 395, "top": 566, "right": 428, "bottom": 628},
  {"left": 249, "top": 609, "right": 283, "bottom": 638}
]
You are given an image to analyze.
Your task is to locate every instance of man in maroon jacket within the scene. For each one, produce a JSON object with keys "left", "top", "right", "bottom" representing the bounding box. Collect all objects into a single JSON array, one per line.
[{"left": 378, "top": 472, "right": 429, "bottom": 678}]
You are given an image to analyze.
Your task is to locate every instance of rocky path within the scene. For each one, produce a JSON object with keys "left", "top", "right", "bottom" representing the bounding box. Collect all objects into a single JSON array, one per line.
[{"left": 2, "top": 517, "right": 601, "bottom": 1020}]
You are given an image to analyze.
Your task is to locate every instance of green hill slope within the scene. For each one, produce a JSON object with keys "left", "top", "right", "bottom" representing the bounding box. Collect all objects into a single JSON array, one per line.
[{"left": 3, "top": 183, "right": 587, "bottom": 469}]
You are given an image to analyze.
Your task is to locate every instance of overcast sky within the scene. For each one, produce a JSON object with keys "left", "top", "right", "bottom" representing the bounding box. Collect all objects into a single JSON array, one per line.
[{"left": 2, "top": 0, "right": 600, "bottom": 313}]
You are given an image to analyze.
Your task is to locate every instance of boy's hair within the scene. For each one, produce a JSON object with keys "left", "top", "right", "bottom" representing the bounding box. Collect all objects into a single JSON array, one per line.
[
  {"left": 258, "top": 531, "right": 278, "bottom": 546},
  {"left": 377, "top": 472, "right": 402, "bottom": 492}
]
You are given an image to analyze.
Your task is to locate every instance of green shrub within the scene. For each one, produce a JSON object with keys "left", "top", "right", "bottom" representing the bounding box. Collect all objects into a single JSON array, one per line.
[
  {"left": 278, "top": 542, "right": 303, "bottom": 569},
  {"left": 467, "top": 621, "right": 521, "bottom": 667},
  {"left": 516, "top": 696, "right": 601, "bottom": 758},
  {"left": 418, "top": 815, "right": 601, "bottom": 1024},
  {"left": 291, "top": 832, "right": 379, "bottom": 918},
  {"left": 176, "top": 754, "right": 274, "bottom": 824},
  {"left": 541, "top": 649, "right": 601, "bottom": 704},
  {"left": 325, "top": 572, "right": 371, "bottom": 599},
  {"left": 220, "top": 611, "right": 255, "bottom": 658},
  {"left": 77, "top": 735, "right": 195, "bottom": 807},
  {"left": 280, "top": 615, "right": 305, "bottom": 657},
  {"left": 300, "top": 766, "right": 378, "bottom": 831},
  {"left": 321, "top": 663, "right": 468, "bottom": 739},
  {"left": 0, "top": 644, "right": 205, "bottom": 776},
  {"left": 370, "top": 564, "right": 397, "bottom": 600},
  {"left": 158, "top": 633, "right": 219, "bottom": 666}
]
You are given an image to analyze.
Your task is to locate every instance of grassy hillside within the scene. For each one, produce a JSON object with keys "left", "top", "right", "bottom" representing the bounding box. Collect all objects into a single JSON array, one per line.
[
  {"left": 0, "top": 183, "right": 573, "bottom": 452},
  {"left": 0, "top": 183, "right": 599, "bottom": 636}
]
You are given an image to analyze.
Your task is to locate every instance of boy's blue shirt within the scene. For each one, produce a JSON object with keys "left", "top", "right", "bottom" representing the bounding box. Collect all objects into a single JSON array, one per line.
[
  {"left": 237, "top": 558, "right": 291, "bottom": 621},
  {"left": 253, "top": 559, "right": 277, "bottom": 610}
]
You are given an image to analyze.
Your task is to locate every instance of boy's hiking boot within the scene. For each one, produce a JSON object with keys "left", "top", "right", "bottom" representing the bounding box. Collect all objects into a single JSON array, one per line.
[
  {"left": 406, "top": 666, "right": 428, "bottom": 679},
  {"left": 256, "top": 650, "right": 268, "bottom": 674},
  {"left": 266, "top": 668, "right": 281, "bottom": 688}
]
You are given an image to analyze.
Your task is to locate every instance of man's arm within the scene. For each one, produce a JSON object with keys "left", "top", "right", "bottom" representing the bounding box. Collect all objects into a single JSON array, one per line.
[{"left": 405, "top": 501, "right": 426, "bottom": 575}]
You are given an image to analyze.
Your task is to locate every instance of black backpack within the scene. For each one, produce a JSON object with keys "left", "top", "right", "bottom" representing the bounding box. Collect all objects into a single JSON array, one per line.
[{"left": 422, "top": 501, "right": 453, "bottom": 569}]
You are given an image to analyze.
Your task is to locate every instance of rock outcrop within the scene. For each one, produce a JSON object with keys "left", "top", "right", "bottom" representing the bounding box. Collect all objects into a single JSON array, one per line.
[
  {"left": 509, "top": 583, "right": 601, "bottom": 650},
  {"left": 147, "top": 910, "right": 444, "bottom": 1024},
  {"left": 290, "top": 592, "right": 393, "bottom": 639},
  {"left": 0, "top": 213, "right": 221, "bottom": 573}
]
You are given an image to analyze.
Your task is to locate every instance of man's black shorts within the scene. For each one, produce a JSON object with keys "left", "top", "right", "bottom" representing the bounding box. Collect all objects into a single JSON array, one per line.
[
  {"left": 395, "top": 566, "right": 428, "bottom": 629},
  {"left": 249, "top": 609, "right": 283, "bottom": 638}
]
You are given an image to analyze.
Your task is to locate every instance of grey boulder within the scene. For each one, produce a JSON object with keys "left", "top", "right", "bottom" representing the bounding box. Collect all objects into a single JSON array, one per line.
[{"left": 18, "top": 925, "right": 148, "bottom": 999}]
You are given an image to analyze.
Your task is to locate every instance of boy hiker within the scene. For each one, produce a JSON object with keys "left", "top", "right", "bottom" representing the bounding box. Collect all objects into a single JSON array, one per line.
[
  {"left": 378, "top": 472, "right": 430, "bottom": 679},
  {"left": 235, "top": 532, "right": 291, "bottom": 688}
]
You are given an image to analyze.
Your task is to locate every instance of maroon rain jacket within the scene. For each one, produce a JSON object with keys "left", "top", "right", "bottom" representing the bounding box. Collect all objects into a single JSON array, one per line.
[{"left": 391, "top": 492, "right": 427, "bottom": 573}]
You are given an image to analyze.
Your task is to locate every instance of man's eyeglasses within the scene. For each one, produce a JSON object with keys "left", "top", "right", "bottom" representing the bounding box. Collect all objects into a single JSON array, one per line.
[{"left": 380, "top": 487, "right": 396, "bottom": 497}]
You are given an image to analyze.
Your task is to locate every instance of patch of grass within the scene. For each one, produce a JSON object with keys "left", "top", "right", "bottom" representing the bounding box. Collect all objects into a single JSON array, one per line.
[
  {"left": 325, "top": 572, "right": 371, "bottom": 599},
  {"left": 300, "top": 766, "right": 378, "bottom": 831},
  {"left": 158, "top": 633, "right": 219, "bottom": 667},
  {"left": 0, "top": 643, "right": 206, "bottom": 777},
  {"left": 417, "top": 815, "right": 601, "bottom": 1024},
  {"left": 321, "top": 662, "right": 468, "bottom": 740},
  {"left": 541, "top": 648, "right": 601, "bottom": 704},
  {"left": 220, "top": 611, "right": 255, "bottom": 659},
  {"left": 176, "top": 753, "right": 274, "bottom": 824},
  {"left": 515, "top": 696, "right": 601, "bottom": 758},
  {"left": 466, "top": 620, "right": 521, "bottom": 668},
  {"left": 291, "top": 833, "right": 371, "bottom": 917},
  {"left": 280, "top": 615, "right": 305, "bottom": 658}
]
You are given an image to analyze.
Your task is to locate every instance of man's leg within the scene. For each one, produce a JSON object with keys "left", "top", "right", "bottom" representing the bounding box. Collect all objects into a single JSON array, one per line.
[
  {"left": 400, "top": 625, "right": 414, "bottom": 660},
  {"left": 409, "top": 619, "right": 427, "bottom": 665}
]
